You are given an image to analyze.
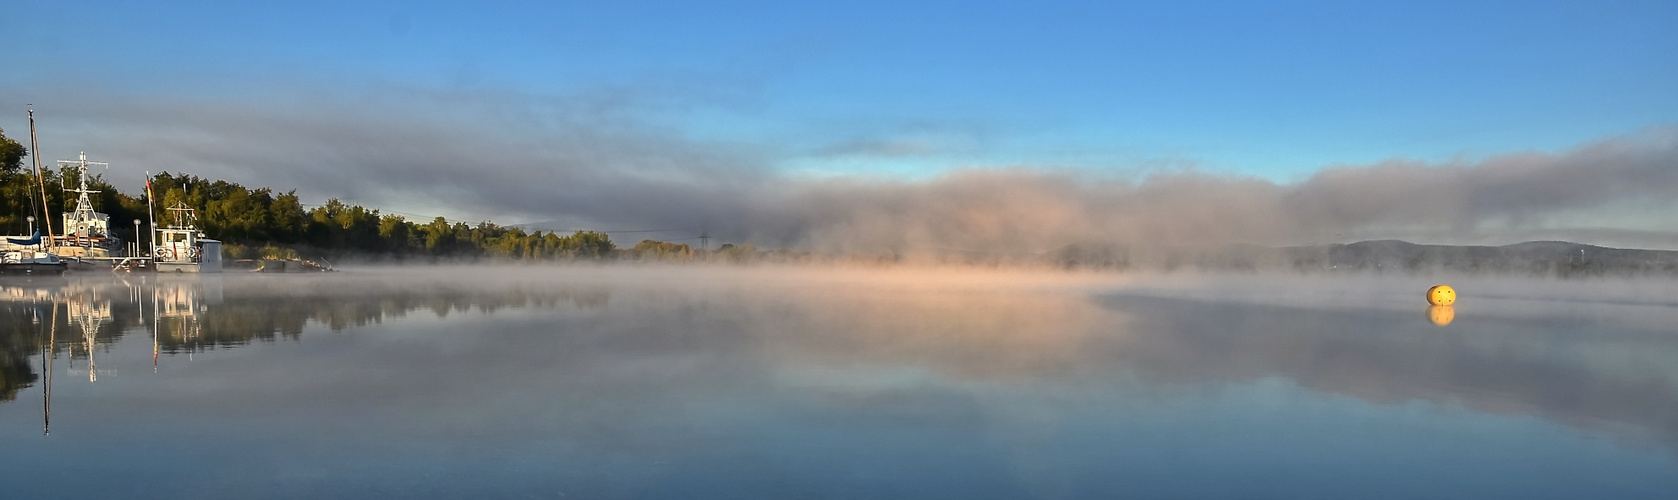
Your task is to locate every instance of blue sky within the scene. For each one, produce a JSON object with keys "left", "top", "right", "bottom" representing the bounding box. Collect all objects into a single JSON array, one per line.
[
  {"left": 10, "top": 1, "right": 1674, "bottom": 176},
  {"left": 3, "top": 1, "right": 1676, "bottom": 248}
]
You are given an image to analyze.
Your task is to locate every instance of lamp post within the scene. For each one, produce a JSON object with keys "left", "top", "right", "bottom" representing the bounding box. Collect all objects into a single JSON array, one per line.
[{"left": 133, "top": 219, "right": 143, "bottom": 257}]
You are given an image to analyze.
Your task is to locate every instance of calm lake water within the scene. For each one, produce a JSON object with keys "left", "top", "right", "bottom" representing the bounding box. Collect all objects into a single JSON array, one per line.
[{"left": 2, "top": 267, "right": 1676, "bottom": 498}]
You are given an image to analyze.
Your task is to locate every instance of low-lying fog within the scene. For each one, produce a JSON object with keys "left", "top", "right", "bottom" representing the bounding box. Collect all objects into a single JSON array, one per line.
[{"left": 330, "top": 262, "right": 1678, "bottom": 321}]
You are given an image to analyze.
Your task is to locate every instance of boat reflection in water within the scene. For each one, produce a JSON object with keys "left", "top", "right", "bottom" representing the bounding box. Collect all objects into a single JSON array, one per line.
[
  {"left": 0, "top": 270, "right": 1673, "bottom": 497},
  {"left": 1, "top": 276, "right": 218, "bottom": 434}
]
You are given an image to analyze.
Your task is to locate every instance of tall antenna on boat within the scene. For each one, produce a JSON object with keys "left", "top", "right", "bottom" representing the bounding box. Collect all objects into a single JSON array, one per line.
[
  {"left": 28, "top": 108, "right": 59, "bottom": 246},
  {"left": 58, "top": 152, "right": 109, "bottom": 244},
  {"left": 58, "top": 152, "right": 108, "bottom": 198}
]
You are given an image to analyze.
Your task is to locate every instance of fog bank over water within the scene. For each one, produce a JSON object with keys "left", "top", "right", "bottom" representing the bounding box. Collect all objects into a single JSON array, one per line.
[
  {"left": 341, "top": 264, "right": 1678, "bottom": 323},
  {"left": 20, "top": 88, "right": 1678, "bottom": 252},
  {"left": 755, "top": 126, "right": 1678, "bottom": 253}
]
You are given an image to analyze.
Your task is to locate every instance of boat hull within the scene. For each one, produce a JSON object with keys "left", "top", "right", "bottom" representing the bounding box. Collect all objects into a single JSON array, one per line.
[
  {"left": 155, "top": 262, "right": 219, "bottom": 274},
  {"left": 0, "top": 262, "right": 69, "bottom": 275}
]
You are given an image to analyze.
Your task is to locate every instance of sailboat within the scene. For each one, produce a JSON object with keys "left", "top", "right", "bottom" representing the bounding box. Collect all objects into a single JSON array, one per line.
[
  {"left": 1, "top": 230, "right": 66, "bottom": 275},
  {"left": 1, "top": 109, "right": 68, "bottom": 275}
]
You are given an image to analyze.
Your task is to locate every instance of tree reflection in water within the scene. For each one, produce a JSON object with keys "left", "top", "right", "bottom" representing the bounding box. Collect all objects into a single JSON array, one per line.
[{"left": 0, "top": 274, "right": 613, "bottom": 401}]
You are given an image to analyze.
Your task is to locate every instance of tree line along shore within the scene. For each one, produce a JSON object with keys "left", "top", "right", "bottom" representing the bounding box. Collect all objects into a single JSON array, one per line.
[
  {"left": 2, "top": 168, "right": 760, "bottom": 263},
  {"left": 2, "top": 130, "right": 752, "bottom": 263}
]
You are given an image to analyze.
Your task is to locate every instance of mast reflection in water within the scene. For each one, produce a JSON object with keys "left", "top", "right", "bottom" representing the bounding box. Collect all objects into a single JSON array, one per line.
[{"left": 0, "top": 268, "right": 1674, "bottom": 498}]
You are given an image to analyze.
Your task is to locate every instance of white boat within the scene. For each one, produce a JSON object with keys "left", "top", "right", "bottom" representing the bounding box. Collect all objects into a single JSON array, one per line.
[
  {"left": 0, "top": 251, "right": 68, "bottom": 275},
  {"left": 51, "top": 152, "right": 125, "bottom": 260},
  {"left": 151, "top": 203, "right": 221, "bottom": 273},
  {"left": 1, "top": 233, "right": 68, "bottom": 275}
]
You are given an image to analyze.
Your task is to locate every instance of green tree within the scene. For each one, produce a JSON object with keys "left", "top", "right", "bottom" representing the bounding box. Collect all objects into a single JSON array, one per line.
[
  {"left": 0, "top": 128, "right": 27, "bottom": 174},
  {"left": 630, "top": 239, "right": 692, "bottom": 261},
  {"left": 422, "top": 217, "right": 455, "bottom": 253},
  {"left": 565, "top": 231, "right": 616, "bottom": 258},
  {"left": 270, "top": 191, "right": 307, "bottom": 243},
  {"left": 378, "top": 214, "right": 411, "bottom": 253}
]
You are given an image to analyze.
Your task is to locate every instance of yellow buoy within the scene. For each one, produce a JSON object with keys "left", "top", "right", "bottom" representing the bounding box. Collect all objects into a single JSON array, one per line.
[
  {"left": 1426, "top": 285, "right": 1456, "bottom": 306},
  {"left": 1428, "top": 305, "right": 1455, "bottom": 326}
]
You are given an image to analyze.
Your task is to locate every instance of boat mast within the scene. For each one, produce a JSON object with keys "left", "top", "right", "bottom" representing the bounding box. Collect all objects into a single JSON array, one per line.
[
  {"left": 27, "top": 109, "right": 59, "bottom": 247},
  {"left": 145, "top": 171, "right": 156, "bottom": 258}
]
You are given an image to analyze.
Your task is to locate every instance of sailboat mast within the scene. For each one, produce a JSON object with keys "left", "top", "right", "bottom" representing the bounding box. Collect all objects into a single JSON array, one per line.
[
  {"left": 27, "top": 109, "right": 58, "bottom": 246},
  {"left": 146, "top": 171, "right": 156, "bottom": 258}
]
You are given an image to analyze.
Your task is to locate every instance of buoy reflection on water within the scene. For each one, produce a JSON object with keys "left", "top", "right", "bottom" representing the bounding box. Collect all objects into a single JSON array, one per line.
[{"left": 1428, "top": 305, "right": 1455, "bottom": 326}]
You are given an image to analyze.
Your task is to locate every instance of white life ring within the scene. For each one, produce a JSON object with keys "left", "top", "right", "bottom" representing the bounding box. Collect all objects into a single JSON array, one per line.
[
  {"left": 156, "top": 247, "right": 176, "bottom": 261},
  {"left": 187, "top": 247, "right": 200, "bottom": 259}
]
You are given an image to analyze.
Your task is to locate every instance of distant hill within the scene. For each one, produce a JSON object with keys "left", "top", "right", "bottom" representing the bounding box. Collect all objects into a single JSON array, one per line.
[{"left": 1045, "top": 240, "right": 1678, "bottom": 277}]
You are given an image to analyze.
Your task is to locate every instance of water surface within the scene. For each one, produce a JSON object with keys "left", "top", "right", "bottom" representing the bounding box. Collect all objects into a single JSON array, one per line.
[{"left": 2, "top": 268, "right": 1675, "bottom": 498}]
